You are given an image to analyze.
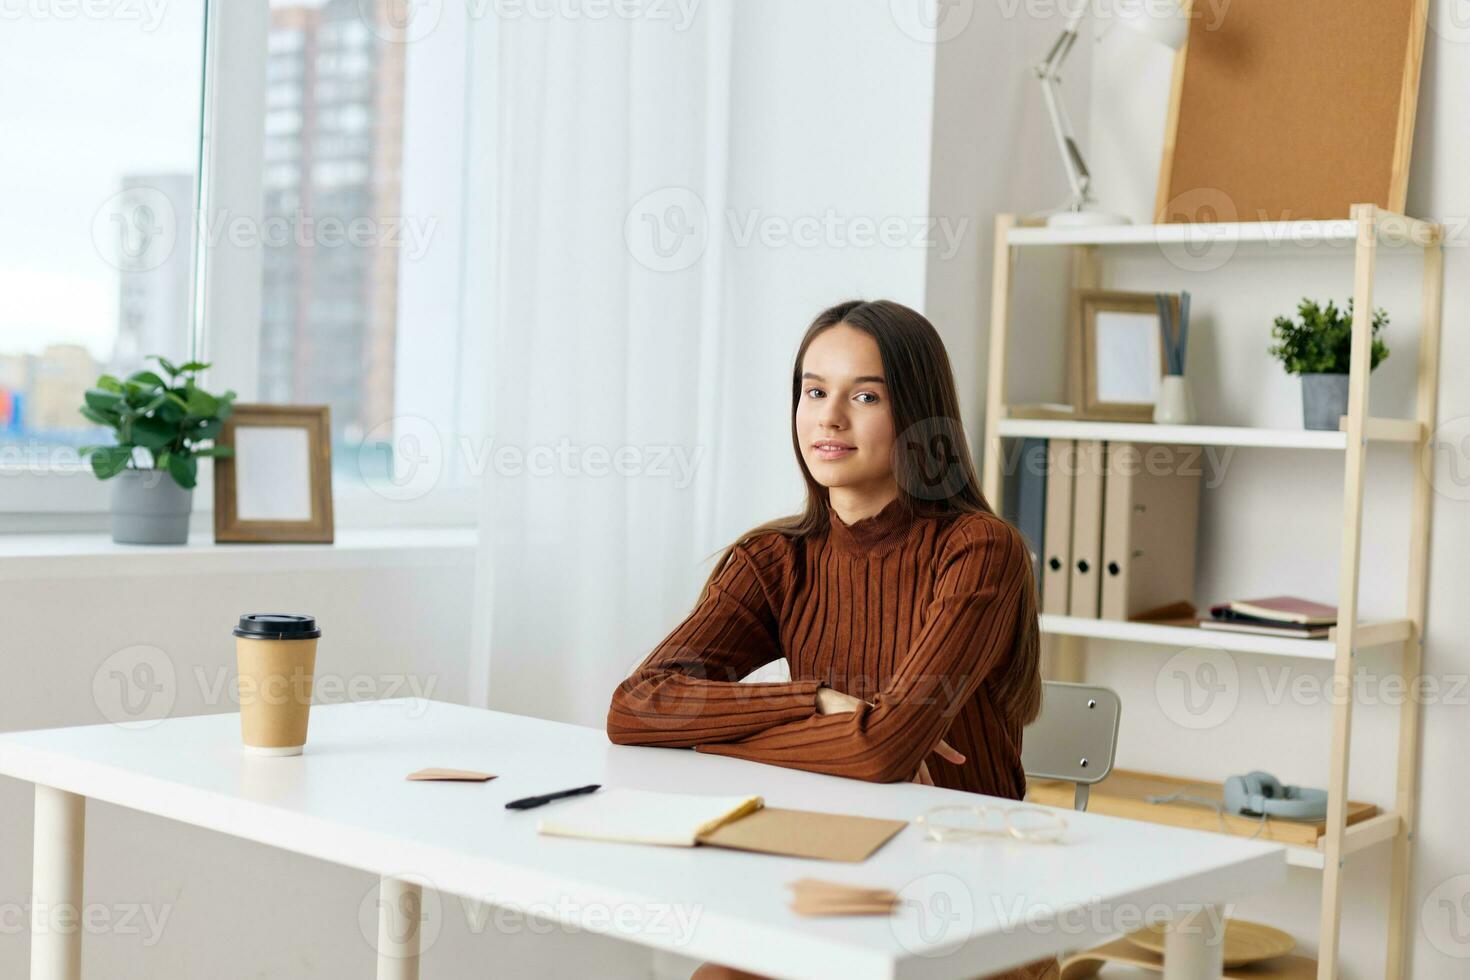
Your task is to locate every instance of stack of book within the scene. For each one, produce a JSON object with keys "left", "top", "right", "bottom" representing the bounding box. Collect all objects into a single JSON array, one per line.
[{"left": 1200, "top": 596, "right": 1337, "bottom": 639}]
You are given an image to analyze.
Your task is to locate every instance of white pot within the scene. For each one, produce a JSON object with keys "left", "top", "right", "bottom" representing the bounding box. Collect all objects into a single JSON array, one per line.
[{"left": 1153, "top": 375, "right": 1195, "bottom": 425}]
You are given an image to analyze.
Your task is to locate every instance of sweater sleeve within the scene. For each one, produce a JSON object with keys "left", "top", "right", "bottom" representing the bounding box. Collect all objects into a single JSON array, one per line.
[
  {"left": 606, "top": 542, "right": 822, "bottom": 747},
  {"left": 694, "top": 520, "right": 1030, "bottom": 782}
]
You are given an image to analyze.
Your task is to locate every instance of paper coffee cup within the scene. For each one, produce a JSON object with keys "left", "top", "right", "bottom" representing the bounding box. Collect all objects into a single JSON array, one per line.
[{"left": 234, "top": 614, "right": 321, "bottom": 757}]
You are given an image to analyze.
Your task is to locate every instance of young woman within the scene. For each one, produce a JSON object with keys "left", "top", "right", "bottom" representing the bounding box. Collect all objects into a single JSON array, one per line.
[{"left": 606, "top": 300, "right": 1055, "bottom": 980}]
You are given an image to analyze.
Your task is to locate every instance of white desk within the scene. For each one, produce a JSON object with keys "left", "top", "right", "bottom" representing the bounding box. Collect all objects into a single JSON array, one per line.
[{"left": 0, "top": 699, "right": 1284, "bottom": 980}]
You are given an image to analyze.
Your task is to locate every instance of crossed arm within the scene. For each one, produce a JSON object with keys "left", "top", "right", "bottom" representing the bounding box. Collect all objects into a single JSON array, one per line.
[
  {"left": 605, "top": 542, "right": 825, "bottom": 746},
  {"left": 606, "top": 522, "right": 1030, "bottom": 783}
]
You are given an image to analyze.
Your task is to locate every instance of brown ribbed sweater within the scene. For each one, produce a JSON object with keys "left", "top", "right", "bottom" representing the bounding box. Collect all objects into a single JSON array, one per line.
[{"left": 606, "top": 497, "right": 1037, "bottom": 799}]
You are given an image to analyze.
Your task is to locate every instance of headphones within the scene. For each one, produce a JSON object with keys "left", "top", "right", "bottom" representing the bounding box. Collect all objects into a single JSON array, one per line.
[{"left": 1223, "top": 771, "right": 1328, "bottom": 821}]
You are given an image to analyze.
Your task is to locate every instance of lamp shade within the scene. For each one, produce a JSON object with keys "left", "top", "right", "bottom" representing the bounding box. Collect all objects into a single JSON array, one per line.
[{"left": 1114, "top": 0, "right": 1188, "bottom": 50}]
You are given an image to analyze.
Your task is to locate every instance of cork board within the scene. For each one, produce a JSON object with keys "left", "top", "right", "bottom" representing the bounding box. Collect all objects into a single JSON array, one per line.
[{"left": 1155, "top": 0, "right": 1428, "bottom": 223}]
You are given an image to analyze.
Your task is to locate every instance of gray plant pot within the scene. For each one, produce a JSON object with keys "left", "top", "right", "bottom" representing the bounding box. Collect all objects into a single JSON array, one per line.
[
  {"left": 110, "top": 470, "right": 193, "bottom": 545},
  {"left": 1301, "top": 372, "right": 1351, "bottom": 431}
]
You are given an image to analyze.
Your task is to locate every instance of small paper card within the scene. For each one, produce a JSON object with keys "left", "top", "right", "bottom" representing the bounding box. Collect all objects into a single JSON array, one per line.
[
  {"left": 787, "top": 878, "right": 897, "bottom": 917},
  {"left": 406, "top": 768, "right": 496, "bottom": 782}
]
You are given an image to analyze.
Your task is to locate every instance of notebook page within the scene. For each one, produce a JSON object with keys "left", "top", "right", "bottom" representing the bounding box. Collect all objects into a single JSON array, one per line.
[{"left": 537, "top": 788, "right": 763, "bottom": 847}]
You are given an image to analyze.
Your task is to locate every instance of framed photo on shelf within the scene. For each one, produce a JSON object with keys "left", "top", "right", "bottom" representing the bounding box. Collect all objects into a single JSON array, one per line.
[
  {"left": 1069, "top": 289, "right": 1180, "bottom": 422},
  {"left": 213, "top": 404, "right": 334, "bottom": 544}
]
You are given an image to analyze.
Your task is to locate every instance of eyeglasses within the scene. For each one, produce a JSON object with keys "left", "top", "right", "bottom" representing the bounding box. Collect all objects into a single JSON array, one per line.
[{"left": 915, "top": 804, "right": 1068, "bottom": 844}]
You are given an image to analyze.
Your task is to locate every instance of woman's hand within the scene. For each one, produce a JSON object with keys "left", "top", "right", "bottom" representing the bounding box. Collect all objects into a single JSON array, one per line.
[
  {"left": 911, "top": 739, "right": 965, "bottom": 783},
  {"left": 815, "top": 686, "right": 867, "bottom": 715}
]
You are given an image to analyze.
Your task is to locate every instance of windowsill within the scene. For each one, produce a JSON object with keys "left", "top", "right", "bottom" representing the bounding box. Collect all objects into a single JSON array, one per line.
[
  {"left": 0, "top": 476, "right": 480, "bottom": 534},
  {"left": 0, "top": 527, "right": 477, "bottom": 581}
]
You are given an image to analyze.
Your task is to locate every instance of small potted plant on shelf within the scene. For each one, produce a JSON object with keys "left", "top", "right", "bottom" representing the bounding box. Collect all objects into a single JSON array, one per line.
[
  {"left": 79, "top": 356, "right": 236, "bottom": 545},
  {"left": 1268, "top": 298, "right": 1389, "bottom": 431}
]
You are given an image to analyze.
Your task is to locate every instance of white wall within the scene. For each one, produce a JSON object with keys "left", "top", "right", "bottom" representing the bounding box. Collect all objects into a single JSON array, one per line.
[
  {"left": 1073, "top": 6, "right": 1470, "bottom": 977},
  {"left": 705, "top": 0, "right": 941, "bottom": 533},
  {"left": 923, "top": 1, "right": 1092, "bottom": 466}
]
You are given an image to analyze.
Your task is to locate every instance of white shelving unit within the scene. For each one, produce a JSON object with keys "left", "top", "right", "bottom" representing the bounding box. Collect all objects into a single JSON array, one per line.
[
  {"left": 997, "top": 417, "right": 1423, "bottom": 450},
  {"left": 1002, "top": 211, "right": 1438, "bottom": 250},
  {"left": 980, "top": 206, "right": 1444, "bottom": 980},
  {"left": 1037, "top": 614, "right": 1414, "bottom": 662}
]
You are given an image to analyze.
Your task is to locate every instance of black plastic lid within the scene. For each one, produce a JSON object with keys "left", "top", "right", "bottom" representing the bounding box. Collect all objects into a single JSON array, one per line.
[{"left": 233, "top": 614, "right": 321, "bottom": 640}]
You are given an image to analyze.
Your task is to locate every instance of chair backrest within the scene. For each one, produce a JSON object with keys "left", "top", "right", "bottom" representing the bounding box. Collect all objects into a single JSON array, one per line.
[{"left": 1021, "top": 681, "right": 1121, "bottom": 811}]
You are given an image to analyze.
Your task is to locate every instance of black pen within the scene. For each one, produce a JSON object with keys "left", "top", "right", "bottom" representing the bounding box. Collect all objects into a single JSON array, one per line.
[{"left": 504, "top": 783, "right": 601, "bottom": 810}]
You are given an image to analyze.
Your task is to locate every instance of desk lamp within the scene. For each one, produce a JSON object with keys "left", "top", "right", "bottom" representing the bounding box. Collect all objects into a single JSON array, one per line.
[{"left": 1034, "top": 0, "right": 1189, "bottom": 227}]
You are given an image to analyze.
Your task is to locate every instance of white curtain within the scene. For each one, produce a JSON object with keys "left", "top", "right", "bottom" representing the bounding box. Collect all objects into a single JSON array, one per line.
[
  {"left": 468, "top": 5, "right": 737, "bottom": 726},
  {"left": 468, "top": 1, "right": 944, "bottom": 727}
]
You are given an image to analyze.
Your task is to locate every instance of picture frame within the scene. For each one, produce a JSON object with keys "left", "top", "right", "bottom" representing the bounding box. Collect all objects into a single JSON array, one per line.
[
  {"left": 214, "top": 404, "right": 335, "bottom": 544},
  {"left": 1069, "top": 289, "right": 1179, "bottom": 422}
]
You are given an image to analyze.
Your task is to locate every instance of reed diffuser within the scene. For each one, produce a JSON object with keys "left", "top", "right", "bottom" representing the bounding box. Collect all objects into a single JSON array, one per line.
[{"left": 1153, "top": 291, "right": 1194, "bottom": 424}]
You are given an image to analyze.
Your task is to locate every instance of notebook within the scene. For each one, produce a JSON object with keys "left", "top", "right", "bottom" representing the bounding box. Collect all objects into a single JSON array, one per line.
[
  {"left": 537, "top": 789, "right": 763, "bottom": 847},
  {"left": 537, "top": 789, "right": 907, "bottom": 862},
  {"left": 1199, "top": 619, "right": 1331, "bottom": 639},
  {"left": 1211, "top": 596, "right": 1337, "bottom": 626},
  {"left": 696, "top": 806, "right": 907, "bottom": 862}
]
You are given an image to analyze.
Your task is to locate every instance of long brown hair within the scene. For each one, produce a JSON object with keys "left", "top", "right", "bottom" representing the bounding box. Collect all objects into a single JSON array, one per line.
[{"left": 700, "top": 299, "right": 1041, "bottom": 726}]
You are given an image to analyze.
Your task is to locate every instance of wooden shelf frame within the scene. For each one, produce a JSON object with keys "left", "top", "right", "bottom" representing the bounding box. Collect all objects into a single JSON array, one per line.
[
  {"left": 980, "top": 205, "right": 1444, "bottom": 980},
  {"left": 1288, "top": 810, "right": 1406, "bottom": 871}
]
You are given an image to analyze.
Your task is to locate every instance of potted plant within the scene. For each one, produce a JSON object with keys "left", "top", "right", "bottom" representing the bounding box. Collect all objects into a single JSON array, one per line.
[
  {"left": 79, "top": 356, "right": 236, "bottom": 544},
  {"left": 1268, "top": 298, "right": 1389, "bottom": 431}
]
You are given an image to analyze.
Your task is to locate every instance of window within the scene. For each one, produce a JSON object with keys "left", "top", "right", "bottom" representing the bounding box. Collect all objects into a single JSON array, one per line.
[
  {"left": 0, "top": 6, "right": 206, "bottom": 470},
  {"left": 1, "top": 0, "right": 482, "bottom": 523},
  {"left": 261, "top": 0, "right": 407, "bottom": 481},
  {"left": 258, "top": 0, "right": 480, "bottom": 499}
]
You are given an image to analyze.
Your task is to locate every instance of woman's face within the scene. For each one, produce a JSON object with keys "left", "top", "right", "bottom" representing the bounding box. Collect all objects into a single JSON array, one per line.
[{"left": 796, "top": 324, "right": 897, "bottom": 495}]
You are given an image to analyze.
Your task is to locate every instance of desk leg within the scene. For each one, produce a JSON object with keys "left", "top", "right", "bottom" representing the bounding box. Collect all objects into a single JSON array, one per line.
[
  {"left": 376, "top": 875, "right": 422, "bottom": 980},
  {"left": 1162, "top": 904, "right": 1224, "bottom": 980},
  {"left": 31, "top": 786, "right": 85, "bottom": 980}
]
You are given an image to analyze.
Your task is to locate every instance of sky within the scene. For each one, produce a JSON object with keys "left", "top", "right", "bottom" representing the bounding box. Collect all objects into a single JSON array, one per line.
[{"left": 0, "top": 5, "right": 205, "bottom": 360}]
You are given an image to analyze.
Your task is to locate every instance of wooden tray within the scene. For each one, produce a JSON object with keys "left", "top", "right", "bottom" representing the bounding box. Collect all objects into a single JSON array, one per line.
[
  {"left": 1026, "top": 769, "right": 1376, "bottom": 847},
  {"left": 1061, "top": 936, "right": 1315, "bottom": 979},
  {"left": 1128, "top": 919, "right": 1294, "bottom": 967}
]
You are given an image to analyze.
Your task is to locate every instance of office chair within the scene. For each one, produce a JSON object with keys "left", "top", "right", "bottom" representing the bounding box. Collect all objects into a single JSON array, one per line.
[{"left": 1021, "top": 681, "right": 1121, "bottom": 811}]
